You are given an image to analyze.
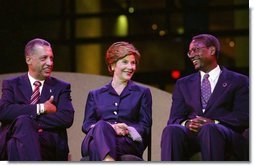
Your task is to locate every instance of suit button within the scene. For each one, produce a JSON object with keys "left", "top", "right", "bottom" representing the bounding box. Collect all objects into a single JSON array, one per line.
[
  {"left": 114, "top": 102, "right": 118, "bottom": 106},
  {"left": 113, "top": 111, "right": 117, "bottom": 115}
]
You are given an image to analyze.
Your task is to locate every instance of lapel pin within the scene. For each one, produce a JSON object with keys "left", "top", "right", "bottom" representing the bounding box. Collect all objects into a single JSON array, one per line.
[{"left": 222, "top": 83, "right": 227, "bottom": 87}]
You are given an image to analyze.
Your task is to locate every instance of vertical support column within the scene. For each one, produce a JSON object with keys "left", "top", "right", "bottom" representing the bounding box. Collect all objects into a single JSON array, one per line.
[
  {"left": 234, "top": 0, "right": 248, "bottom": 69},
  {"left": 75, "top": 0, "right": 102, "bottom": 74},
  {"left": 69, "top": 0, "right": 76, "bottom": 72}
]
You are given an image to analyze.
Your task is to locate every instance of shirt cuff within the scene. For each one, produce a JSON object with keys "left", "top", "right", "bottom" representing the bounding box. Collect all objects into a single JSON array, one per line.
[
  {"left": 214, "top": 120, "right": 220, "bottom": 124},
  {"left": 36, "top": 104, "right": 45, "bottom": 115},
  {"left": 36, "top": 104, "right": 40, "bottom": 115},
  {"left": 181, "top": 120, "right": 188, "bottom": 126}
]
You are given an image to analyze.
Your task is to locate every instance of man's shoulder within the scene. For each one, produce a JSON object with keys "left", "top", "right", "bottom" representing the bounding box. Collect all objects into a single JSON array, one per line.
[
  {"left": 47, "top": 76, "right": 70, "bottom": 86},
  {"left": 221, "top": 67, "right": 249, "bottom": 81},
  {"left": 177, "top": 72, "right": 198, "bottom": 83},
  {"left": 128, "top": 80, "right": 151, "bottom": 92},
  {"left": 3, "top": 73, "right": 27, "bottom": 83}
]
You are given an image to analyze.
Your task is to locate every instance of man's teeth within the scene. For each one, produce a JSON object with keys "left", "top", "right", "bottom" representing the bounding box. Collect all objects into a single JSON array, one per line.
[{"left": 193, "top": 60, "right": 198, "bottom": 64}]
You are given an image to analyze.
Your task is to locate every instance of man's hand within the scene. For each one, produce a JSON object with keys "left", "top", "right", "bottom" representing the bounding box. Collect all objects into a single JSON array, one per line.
[
  {"left": 44, "top": 96, "right": 56, "bottom": 113},
  {"left": 185, "top": 116, "right": 214, "bottom": 132},
  {"left": 112, "top": 123, "right": 129, "bottom": 136}
]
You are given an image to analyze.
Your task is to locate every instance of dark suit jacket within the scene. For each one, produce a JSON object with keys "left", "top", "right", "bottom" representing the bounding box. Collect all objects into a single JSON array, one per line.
[
  {"left": 0, "top": 73, "right": 75, "bottom": 159},
  {"left": 82, "top": 80, "right": 152, "bottom": 150},
  {"left": 168, "top": 66, "right": 249, "bottom": 133}
]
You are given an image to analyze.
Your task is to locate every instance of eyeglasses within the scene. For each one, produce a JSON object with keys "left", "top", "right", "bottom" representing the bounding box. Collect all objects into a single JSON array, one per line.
[{"left": 187, "top": 46, "right": 207, "bottom": 57}]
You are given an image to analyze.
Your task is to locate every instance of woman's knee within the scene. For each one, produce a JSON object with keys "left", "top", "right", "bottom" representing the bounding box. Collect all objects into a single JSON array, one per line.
[{"left": 94, "top": 120, "right": 113, "bottom": 132}]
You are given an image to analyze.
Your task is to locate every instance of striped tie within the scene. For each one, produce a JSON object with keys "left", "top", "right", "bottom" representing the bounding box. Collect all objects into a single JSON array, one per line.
[{"left": 30, "top": 81, "right": 41, "bottom": 104}]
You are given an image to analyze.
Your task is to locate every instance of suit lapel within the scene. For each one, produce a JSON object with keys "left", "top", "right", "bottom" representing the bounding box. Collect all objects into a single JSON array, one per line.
[
  {"left": 205, "top": 68, "right": 231, "bottom": 112},
  {"left": 18, "top": 74, "right": 56, "bottom": 103},
  {"left": 19, "top": 74, "right": 33, "bottom": 103},
  {"left": 120, "top": 81, "right": 136, "bottom": 99},
  {"left": 189, "top": 73, "right": 203, "bottom": 115},
  {"left": 40, "top": 77, "right": 55, "bottom": 102},
  {"left": 107, "top": 80, "right": 137, "bottom": 98}
]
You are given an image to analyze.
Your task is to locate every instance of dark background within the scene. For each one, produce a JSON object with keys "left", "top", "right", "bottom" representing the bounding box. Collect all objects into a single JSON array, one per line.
[{"left": 0, "top": 0, "right": 249, "bottom": 92}]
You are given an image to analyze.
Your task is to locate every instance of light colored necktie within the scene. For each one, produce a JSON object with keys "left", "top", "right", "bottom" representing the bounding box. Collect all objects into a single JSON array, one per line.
[
  {"left": 30, "top": 81, "right": 41, "bottom": 104},
  {"left": 201, "top": 74, "right": 211, "bottom": 109}
]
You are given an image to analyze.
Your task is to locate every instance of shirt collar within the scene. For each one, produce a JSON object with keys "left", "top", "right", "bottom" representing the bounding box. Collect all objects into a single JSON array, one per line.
[
  {"left": 200, "top": 65, "right": 221, "bottom": 82},
  {"left": 28, "top": 72, "right": 45, "bottom": 87}
]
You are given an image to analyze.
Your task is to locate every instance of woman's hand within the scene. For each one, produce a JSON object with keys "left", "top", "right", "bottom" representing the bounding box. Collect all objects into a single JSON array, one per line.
[{"left": 112, "top": 123, "right": 129, "bottom": 136}]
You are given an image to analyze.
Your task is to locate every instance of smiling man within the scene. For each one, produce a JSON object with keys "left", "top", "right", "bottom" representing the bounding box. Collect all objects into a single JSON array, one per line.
[
  {"left": 0, "top": 38, "right": 75, "bottom": 161},
  {"left": 160, "top": 34, "right": 249, "bottom": 161}
]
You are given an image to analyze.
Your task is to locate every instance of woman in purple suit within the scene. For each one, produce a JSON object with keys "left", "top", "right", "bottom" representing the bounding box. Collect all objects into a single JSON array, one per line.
[{"left": 81, "top": 41, "right": 152, "bottom": 161}]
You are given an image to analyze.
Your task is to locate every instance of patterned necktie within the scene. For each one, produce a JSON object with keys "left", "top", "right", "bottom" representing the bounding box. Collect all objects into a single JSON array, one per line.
[
  {"left": 30, "top": 81, "right": 41, "bottom": 104},
  {"left": 201, "top": 74, "right": 211, "bottom": 109}
]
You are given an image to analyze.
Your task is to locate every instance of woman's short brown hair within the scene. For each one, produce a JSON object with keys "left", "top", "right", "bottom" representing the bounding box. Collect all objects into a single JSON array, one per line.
[{"left": 105, "top": 41, "right": 140, "bottom": 74}]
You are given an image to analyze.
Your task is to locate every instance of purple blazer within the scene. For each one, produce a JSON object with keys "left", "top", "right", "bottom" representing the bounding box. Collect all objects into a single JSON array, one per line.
[
  {"left": 82, "top": 80, "right": 152, "bottom": 148},
  {"left": 168, "top": 66, "right": 249, "bottom": 133},
  {"left": 0, "top": 73, "right": 75, "bottom": 159}
]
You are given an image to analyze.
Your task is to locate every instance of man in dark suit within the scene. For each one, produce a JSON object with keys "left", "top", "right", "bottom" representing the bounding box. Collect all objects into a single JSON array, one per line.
[
  {"left": 0, "top": 38, "right": 75, "bottom": 161},
  {"left": 161, "top": 34, "right": 249, "bottom": 161}
]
